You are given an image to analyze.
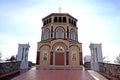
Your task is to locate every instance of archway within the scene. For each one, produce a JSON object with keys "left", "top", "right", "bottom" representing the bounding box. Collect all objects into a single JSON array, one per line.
[
  {"left": 55, "top": 45, "right": 65, "bottom": 66},
  {"left": 52, "top": 42, "right": 68, "bottom": 66}
]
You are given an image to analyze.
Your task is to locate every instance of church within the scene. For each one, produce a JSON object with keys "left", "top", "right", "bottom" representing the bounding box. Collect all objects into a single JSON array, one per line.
[{"left": 36, "top": 13, "right": 83, "bottom": 67}]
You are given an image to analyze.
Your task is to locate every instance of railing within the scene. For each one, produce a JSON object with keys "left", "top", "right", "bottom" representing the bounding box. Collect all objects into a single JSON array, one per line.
[
  {"left": 0, "top": 61, "right": 20, "bottom": 78},
  {"left": 84, "top": 62, "right": 120, "bottom": 79},
  {"left": 36, "top": 65, "right": 83, "bottom": 70},
  {"left": 84, "top": 62, "right": 91, "bottom": 70},
  {"left": 99, "top": 62, "right": 120, "bottom": 79}
]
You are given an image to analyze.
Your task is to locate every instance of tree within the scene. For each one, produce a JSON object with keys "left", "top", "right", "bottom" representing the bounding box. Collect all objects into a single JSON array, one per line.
[
  {"left": 5, "top": 55, "right": 16, "bottom": 61},
  {"left": 114, "top": 53, "right": 120, "bottom": 64},
  {"left": 103, "top": 56, "right": 107, "bottom": 62},
  {"left": 10, "top": 55, "right": 16, "bottom": 61},
  {"left": 103, "top": 56, "right": 110, "bottom": 63}
]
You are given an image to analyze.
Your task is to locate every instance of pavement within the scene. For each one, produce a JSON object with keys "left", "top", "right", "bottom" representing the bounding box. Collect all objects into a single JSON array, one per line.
[{"left": 12, "top": 66, "right": 107, "bottom": 80}]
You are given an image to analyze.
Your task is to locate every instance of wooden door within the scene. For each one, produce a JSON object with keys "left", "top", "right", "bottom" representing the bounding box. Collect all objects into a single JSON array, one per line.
[{"left": 55, "top": 53, "right": 64, "bottom": 65}]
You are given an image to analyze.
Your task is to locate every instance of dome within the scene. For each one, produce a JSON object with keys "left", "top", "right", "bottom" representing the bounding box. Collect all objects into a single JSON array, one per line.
[{"left": 84, "top": 55, "right": 91, "bottom": 62}]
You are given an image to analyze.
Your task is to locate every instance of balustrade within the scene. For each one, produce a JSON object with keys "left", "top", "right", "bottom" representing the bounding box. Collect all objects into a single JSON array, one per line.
[{"left": 0, "top": 61, "right": 20, "bottom": 78}]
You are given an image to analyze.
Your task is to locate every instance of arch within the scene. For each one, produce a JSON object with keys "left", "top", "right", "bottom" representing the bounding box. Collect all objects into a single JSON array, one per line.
[
  {"left": 69, "top": 45, "right": 81, "bottom": 51},
  {"left": 44, "top": 28, "right": 50, "bottom": 40},
  {"left": 39, "top": 44, "right": 51, "bottom": 50},
  {"left": 52, "top": 42, "right": 68, "bottom": 66},
  {"left": 70, "top": 29, "right": 76, "bottom": 40},
  {"left": 55, "top": 27, "right": 66, "bottom": 39},
  {"left": 69, "top": 45, "right": 81, "bottom": 64},
  {"left": 52, "top": 42, "right": 68, "bottom": 51}
]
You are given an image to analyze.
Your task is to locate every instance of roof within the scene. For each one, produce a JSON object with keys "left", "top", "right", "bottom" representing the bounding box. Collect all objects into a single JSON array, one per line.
[{"left": 42, "top": 13, "right": 78, "bottom": 21}]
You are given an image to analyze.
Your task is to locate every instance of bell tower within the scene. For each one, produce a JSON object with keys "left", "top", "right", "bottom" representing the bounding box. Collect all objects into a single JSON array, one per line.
[
  {"left": 89, "top": 43, "right": 103, "bottom": 71},
  {"left": 17, "top": 43, "right": 30, "bottom": 69}
]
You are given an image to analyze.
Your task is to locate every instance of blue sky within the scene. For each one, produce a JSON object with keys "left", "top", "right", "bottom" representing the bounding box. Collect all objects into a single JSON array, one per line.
[{"left": 0, "top": 0, "right": 120, "bottom": 63}]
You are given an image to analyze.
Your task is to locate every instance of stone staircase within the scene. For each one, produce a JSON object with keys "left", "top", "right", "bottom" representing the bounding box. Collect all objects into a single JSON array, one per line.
[{"left": 36, "top": 65, "right": 84, "bottom": 70}]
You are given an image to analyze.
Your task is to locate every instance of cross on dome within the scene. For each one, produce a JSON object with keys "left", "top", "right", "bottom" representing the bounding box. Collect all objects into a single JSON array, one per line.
[{"left": 59, "top": 7, "right": 62, "bottom": 13}]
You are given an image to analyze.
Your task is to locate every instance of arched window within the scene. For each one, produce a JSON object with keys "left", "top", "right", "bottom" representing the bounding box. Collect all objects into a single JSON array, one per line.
[
  {"left": 56, "top": 27, "right": 64, "bottom": 38},
  {"left": 58, "top": 28, "right": 63, "bottom": 38},
  {"left": 70, "top": 30, "right": 76, "bottom": 40},
  {"left": 44, "top": 29, "right": 50, "bottom": 40}
]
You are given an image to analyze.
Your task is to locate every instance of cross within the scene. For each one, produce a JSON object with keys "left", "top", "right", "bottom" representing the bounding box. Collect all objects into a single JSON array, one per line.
[{"left": 59, "top": 7, "right": 61, "bottom": 13}]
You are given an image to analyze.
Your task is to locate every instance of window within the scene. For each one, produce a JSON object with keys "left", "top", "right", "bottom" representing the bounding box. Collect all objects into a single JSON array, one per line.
[
  {"left": 55, "top": 27, "right": 65, "bottom": 39},
  {"left": 54, "top": 17, "right": 58, "bottom": 22},
  {"left": 57, "top": 28, "right": 63, "bottom": 38},
  {"left": 46, "top": 19, "right": 49, "bottom": 24},
  {"left": 44, "top": 29, "right": 50, "bottom": 40},
  {"left": 59, "top": 17, "right": 62, "bottom": 22},
  {"left": 54, "top": 16, "right": 67, "bottom": 23},
  {"left": 71, "top": 20, "right": 73, "bottom": 24},
  {"left": 43, "top": 18, "right": 51, "bottom": 26},
  {"left": 71, "top": 30, "right": 76, "bottom": 40},
  {"left": 42, "top": 50, "right": 48, "bottom": 61},
  {"left": 49, "top": 18, "right": 51, "bottom": 23},
  {"left": 43, "top": 21, "right": 47, "bottom": 26},
  {"left": 63, "top": 17, "right": 66, "bottom": 22},
  {"left": 73, "top": 21, "right": 76, "bottom": 26},
  {"left": 69, "top": 18, "right": 76, "bottom": 26},
  {"left": 69, "top": 18, "right": 71, "bottom": 23}
]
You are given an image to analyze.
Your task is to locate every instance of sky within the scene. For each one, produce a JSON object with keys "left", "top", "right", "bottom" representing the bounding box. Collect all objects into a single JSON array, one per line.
[{"left": 0, "top": 0, "right": 120, "bottom": 63}]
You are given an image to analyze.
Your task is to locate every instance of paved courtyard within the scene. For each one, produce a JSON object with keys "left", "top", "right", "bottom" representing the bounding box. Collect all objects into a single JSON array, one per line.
[
  {"left": 11, "top": 66, "right": 108, "bottom": 80},
  {"left": 12, "top": 69, "right": 95, "bottom": 80}
]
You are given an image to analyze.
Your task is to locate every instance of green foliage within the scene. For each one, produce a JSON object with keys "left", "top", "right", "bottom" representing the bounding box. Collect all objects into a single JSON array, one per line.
[
  {"left": 114, "top": 53, "right": 120, "bottom": 64},
  {"left": 28, "top": 61, "right": 35, "bottom": 68},
  {"left": 5, "top": 55, "right": 16, "bottom": 61},
  {"left": 10, "top": 55, "right": 16, "bottom": 61}
]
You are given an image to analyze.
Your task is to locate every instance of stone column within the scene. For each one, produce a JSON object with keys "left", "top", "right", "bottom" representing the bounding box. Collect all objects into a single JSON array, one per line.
[
  {"left": 53, "top": 51, "right": 55, "bottom": 67},
  {"left": 23, "top": 47, "right": 26, "bottom": 61},
  {"left": 66, "top": 52, "right": 69, "bottom": 65},
  {"left": 93, "top": 48, "right": 97, "bottom": 62},
  {"left": 50, "top": 51, "right": 53, "bottom": 65},
  {"left": 36, "top": 50, "right": 40, "bottom": 65},
  {"left": 64, "top": 51, "right": 66, "bottom": 66}
]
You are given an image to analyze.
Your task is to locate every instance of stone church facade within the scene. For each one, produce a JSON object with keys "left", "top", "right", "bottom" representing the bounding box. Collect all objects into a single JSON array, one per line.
[{"left": 36, "top": 13, "right": 83, "bottom": 67}]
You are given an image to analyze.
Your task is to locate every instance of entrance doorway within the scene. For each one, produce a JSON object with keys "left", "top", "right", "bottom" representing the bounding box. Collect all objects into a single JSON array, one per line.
[
  {"left": 55, "top": 53, "right": 64, "bottom": 65},
  {"left": 52, "top": 42, "right": 68, "bottom": 66}
]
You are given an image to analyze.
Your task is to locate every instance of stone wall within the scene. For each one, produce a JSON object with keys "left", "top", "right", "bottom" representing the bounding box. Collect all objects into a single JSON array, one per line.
[
  {"left": 99, "top": 62, "right": 120, "bottom": 79},
  {"left": 84, "top": 62, "right": 120, "bottom": 79},
  {"left": 0, "top": 61, "right": 20, "bottom": 78}
]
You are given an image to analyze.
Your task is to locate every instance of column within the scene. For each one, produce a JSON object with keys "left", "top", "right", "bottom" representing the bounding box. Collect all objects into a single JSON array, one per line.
[
  {"left": 79, "top": 52, "right": 83, "bottom": 65},
  {"left": 64, "top": 51, "right": 66, "bottom": 66},
  {"left": 53, "top": 51, "right": 55, "bottom": 67},
  {"left": 66, "top": 52, "right": 69, "bottom": 65},
  {"left": 93, "top": 48, "right": 97, "bottom": 62},
  {"left": 23, "top": 47, "right": 26, "bottom": 61},
  {"left": 36, "top": 50, "right": 40, "bottom": 65},
  {"left": 91, "top": 48, "right": 94, "bottom": 63},
  {"left": 50, "top": 52, "right": 53, "bottom": 65}
]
